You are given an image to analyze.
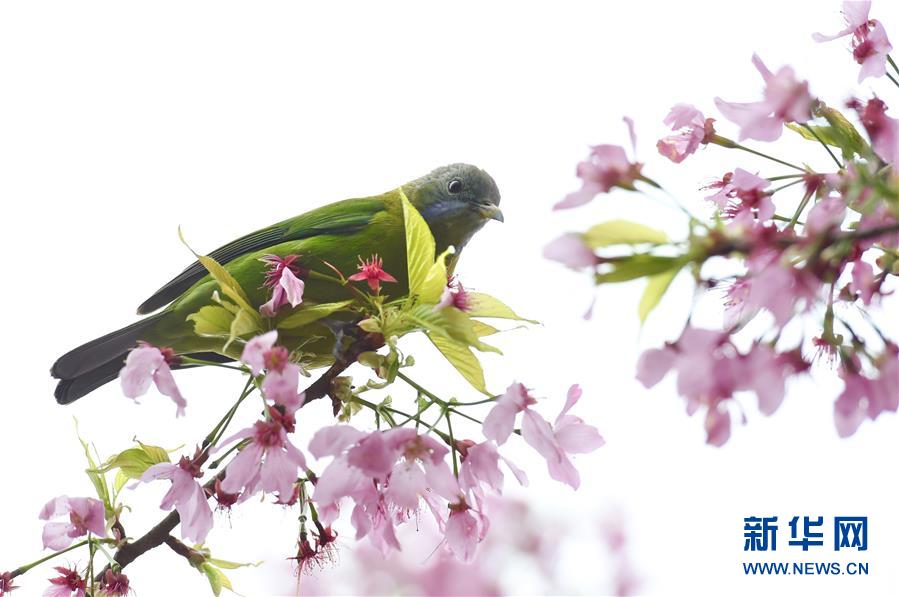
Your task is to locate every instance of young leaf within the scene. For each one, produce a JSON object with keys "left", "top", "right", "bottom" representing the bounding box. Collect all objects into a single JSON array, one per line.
[
  {"left": 187, "top": 305, "right": 235, "bottom": 338},
  {"left": 400, "top": 189, "right": 436, "bottom": 298},
  {"left": 95, "top": 442, "right": 171, "bottom": 481},
  {"left": 583, "top": 220, "right": 668, "bottom": 248},
  {"left": 638, "top": 266, "right": 681, "bottom": 323},
  {"left": 278, "top": 300, "right": 355, "bottom": 329},
  {"left": 75, "top": 419, "right": 112, "bottom": 514},
  {"left": 226, "top": 308, "right": 259, "bottom": 350},
  {"left": 466, "top": 292, "right": 537, "bottom": 323},
  {"left": 419, "top": 246, "right": 455, "bottom": 304},
  {"left": 428, "top": 333, "right": 489, "bottom": 394},
  {"left": 200, "top": 563, "right": 233, "bottom": 597},
  {"left": 595, "top": 255, "right": 682, "bottom": 284}
]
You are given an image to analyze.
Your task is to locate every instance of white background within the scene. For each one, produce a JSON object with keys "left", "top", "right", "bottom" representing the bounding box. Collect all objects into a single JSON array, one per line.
[{"left": 1, "top": 1, "right": 898, "bottom": 595}]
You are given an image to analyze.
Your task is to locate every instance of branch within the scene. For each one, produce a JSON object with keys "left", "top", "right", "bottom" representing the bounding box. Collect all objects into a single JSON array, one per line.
[{"left": 99, "top": 331, "right": 384, "bottom": 578}]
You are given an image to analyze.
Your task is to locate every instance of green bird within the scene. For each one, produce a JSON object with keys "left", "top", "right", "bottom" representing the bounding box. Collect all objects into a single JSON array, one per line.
[{"left": 52, "top": 164, "right": 503, "bottom": 405}]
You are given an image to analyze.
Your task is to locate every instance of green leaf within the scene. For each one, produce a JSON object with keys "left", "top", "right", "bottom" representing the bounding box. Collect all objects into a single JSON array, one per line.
[
  {"left": 638, "top": 266, "right": 681, "bottom": 323},
  {"left": 187, "top": 305, "right": 235, "bottom": 337},
  {"left": 466, "top": 292, "right": 537, "bottom": 323},
  {"left": 786, "top": 105, "right": 869, "bottom": 161},
  {"left": 226, "top": 308, "right": 259, "bottom": 350},
  {"left": 595, "top": 255, "right": 682, "bottom": 284},
  {"left": 400, "top": 189, "right": 436, "bottom": 299},
  {"left": 201, "top": 563, "right": 233, "bottom": 597},
  {"left": 207, "top": 557, "right": 261, "bottom": 570},
  {"left": 471, "top": 320, "right": 499, "bottom": 337},
  {"left": 95, "top": 442, "right": 171, "bottom": 481},
  {"left": 278, "top": 300, "right": 355, "bottom": 329},
  {"left": 583, "top": 220, "right": 668, "bottom": 248},
  {"left": 428, "top": 333, "right": 489, "bottom": 394},
  {"left": 408, "top": 305, "right": 501, "bottom": 354},
  {"left": 75, "top": 419, "right": 112, "bottom": 513},
  {"left": 419, "top": 246, "right": 455, "bottom": 304}
]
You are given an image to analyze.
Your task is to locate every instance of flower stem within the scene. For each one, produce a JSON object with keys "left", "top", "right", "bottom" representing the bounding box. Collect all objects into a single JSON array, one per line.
[
  {"left": 180, "top": 357, "right": 248, "bottom": 373},
  {"left": 802, "top": 124, "right": 842, "bottom": 169},
  {"left": 886, "top": 72, "right": 899, "bottom": 90},
  {"left": 396, "top": 372, "right": 446, "bottom": 406},
  {"left": 710, "top": 134, "right": 806, "bottom": 172},
  {"left": 888, "top": 55, "right": 899, "bottom": 78},
  {"left": 446, "top": 413, "right": 459, "bottom": 476},
  {"left": 11, "top": 539, "right": 91, "bottom": 577},
  {"left": 203, "top": 377, "right": 255, "bottom": 450}
]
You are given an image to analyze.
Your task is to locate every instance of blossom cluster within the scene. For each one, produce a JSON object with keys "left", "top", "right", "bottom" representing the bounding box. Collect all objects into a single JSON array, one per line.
[{"left": 546, "top": 0, "right": 899, "bottom": 445}]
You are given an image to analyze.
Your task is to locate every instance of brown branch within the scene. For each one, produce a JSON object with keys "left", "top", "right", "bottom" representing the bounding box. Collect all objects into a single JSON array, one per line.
[{"left": 98, "top": 331, "right": 384, "bottom": 578}]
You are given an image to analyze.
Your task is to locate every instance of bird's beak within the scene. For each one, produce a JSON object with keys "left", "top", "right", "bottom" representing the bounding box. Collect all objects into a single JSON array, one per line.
[{"left": 480, "top": 204, "right": 504, "bottom": 223}]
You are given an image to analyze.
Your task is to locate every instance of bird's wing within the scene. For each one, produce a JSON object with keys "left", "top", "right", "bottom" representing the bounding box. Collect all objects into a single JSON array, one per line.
[{"left": 137, "top": 197, "right": 386, "bottom": 314}]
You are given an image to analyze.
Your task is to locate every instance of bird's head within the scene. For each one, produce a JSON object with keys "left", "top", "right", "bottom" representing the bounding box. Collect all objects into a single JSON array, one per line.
[{"left": 402, "top": 163, "right": 503, "bottom": 254}]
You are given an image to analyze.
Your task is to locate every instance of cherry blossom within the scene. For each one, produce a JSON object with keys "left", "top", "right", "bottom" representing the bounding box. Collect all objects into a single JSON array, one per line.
[
  {"left": 0, "top": 573, "right": 16, "bottom": 596},
  {"left": 44, "top": 567, "right": 86, "bottom": 597},
  {"left": 259, "top": 254, "right": 306, "bottom": 317},
  {"left": 814, "top": 0, "right": 892, "bottom": 82},
  {"left": 543, "top": 233, "right": 598, "bottom": 269},
  {"left": 39, "top": 496, "right": 106, "bottom": 550},
  {"left": 219, "top": 406, "right": 308, "bottom": 501},
  {"left": 850, "top": 97, "right": 899, "bottom": 166},
  {"left": 348, "top": 255, "right": 397, "bottom": 293},
  {"left": 140, "top": 456, "right": 213, "bottom": 544},
  {"left": 833, "top": 346, "right": 899, "bottom": 437},
  {"left": 240, "top": 331, "right": 304, "bottom": 411},
  {"left": 118, "top": 344, "right": 187, "bottom": 416},
  {"left": 657, "top": 104, "right": 715, "bottom": 163},
  {"left": 715, "top": 54, "right": 812, "bottom": 141},
  {"left": 98, "top": 570, "right": 130, "bottom": 597},
  {"left": 555, "top": 118, "right": 643, "bottom": 209},
  {"left": 434, "top": 278, "right": 472, "bottom": 312},
  {"left": 637, "top": 327, "right": 808, "bottom": 445}
]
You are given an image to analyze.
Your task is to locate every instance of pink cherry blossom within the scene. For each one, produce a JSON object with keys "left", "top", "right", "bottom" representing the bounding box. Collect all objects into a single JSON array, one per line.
[
  {"left": 705, "top": 168, "right": 775, "bottom": 222},
  {"left": 744, "top": 260, "right": 819, "bottom": 327},
  {"left": 348, "top": 254, "right": 398, "bottom": 293},
  {"left": 715, "top": 54, "right": 812, "bottom": 142},
  {"left": 833, "top": 347, "right": 899, "bottom": 437},
  {"left": 118, "top": 344, "right": 187, "bottom": 416},
  {"left": 850, "top": 97, "right": 899, "bottom": 166},
  {"left": 519, "top": 385, "right": 605, "bottom": 489},
  {"left": 444, "top": 502, "right": 482, "bottom": 563},
  {"left": 850, "top": 259, "right": 877, "bottom": 305},
  {"left": 814, "top": 1, "right": 892, "bottom": 82},
  {"left": 309, "top": 427, "right": 462, "bottom": 555},
  {"left": 482, "top": 383, "right": 537, "bottom": 444},
  {"left": 259, "top": 254, "right": 306, "bottom": 318},
  {"left": 543, "top": 233, "right": 598, "bottom": 269},
  {"left": 637, "top": 327, "right": 808, "bottom": 445},
  {"left": 240, "top": 331, "right": 304, "bottom": 410},
  {"left": 39, "top": 496, "right": 106, "bottom": 550},
  {"left": 0, "top": 573, "right": 15, "bottom": 596},
  {"left": 434, "top": 278, "right": 472, "bottom": 312},
  {"left": 805, "top": 195, "right": 847, "bottom": 235},
  {"left": 45, "top": 567, "right": 86, "bottom": 597},
  {"left": 657, "top": 104, "right": 715, "bottom": 163},
  {"left": 458, "top": 441, "right": 528, "bottom": 504},
  {"left": 98, "top": 570, "right": 129, "bottom": 597},
  {"left": 219, "top": 406, "right": 308, "bottom": 501},
  {"left": 555, "top": 117, "right": 643, "bottom": 210},
  {"left": 140, "top": 456, "right": 213, "bottom": 544}
]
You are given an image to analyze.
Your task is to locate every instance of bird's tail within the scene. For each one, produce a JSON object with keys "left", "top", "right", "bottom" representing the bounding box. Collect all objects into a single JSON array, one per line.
[{"left": 52, "top": 314, "right": 165, "bottom": 405}]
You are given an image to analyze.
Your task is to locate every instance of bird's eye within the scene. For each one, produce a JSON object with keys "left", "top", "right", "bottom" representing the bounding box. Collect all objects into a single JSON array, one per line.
[{"left": 447, "top": 179, "right": 464, "bottom": 194}]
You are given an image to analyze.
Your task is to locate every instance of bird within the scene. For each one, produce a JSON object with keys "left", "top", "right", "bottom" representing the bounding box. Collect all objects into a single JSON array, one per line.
[{"left": 51, "top": 163, "right": 503, "bottom": 405}]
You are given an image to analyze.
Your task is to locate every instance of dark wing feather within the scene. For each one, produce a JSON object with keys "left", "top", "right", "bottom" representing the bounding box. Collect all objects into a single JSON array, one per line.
[{"left": 137, "top": 197, "right": 386, "bottom": 314}]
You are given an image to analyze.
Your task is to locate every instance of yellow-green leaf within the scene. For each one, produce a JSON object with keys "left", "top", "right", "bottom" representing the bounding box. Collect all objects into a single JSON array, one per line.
[
  {"left": 226, "top": 308, "right": 260, "bottom": 350},
  {"left": 595, "top": 255, "right": 681, "bottom": 284},
  {"left": 638, "top": 266, "right": 680, "bottom": 323},
  {"left": 278, "top": 300, "right": 354, "bottom": 329},
  {"left": 75, "top": 419, "right": 112, "bottom": 513},
  {"left": 466, "top": 292, "right": 537, "bottom": 323},
  {"left": 429, "top": 333, "right": 489, "bottom": 394},
  {"left": 179, "top": 228, "right": 259, "bottom": 318},
  {"left": 201, "top": 563, "right": 233, "bottom": 597},
  {"left": 400, "top": 189, "right": 436, "bottom": 298},
  {"left": 471, "top": 320, "right": 499, "bottom": 337},
  {"left": 583, "top": 220, "right": 668, "bottom": 248},
  {"left": 419, "top": 246, "right": 455, "bottom": 304},
  {"left": 95, "top": 442, "right": 171, "bottom": 481},
  {"left": 186, "top": 305, "right": 234, "bottom": 338}
]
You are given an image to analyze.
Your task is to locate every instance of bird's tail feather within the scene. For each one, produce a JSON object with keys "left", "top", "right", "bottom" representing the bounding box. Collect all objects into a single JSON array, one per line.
[{"left": 51, "top": 314, "right": 165, "bottom": 381}]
